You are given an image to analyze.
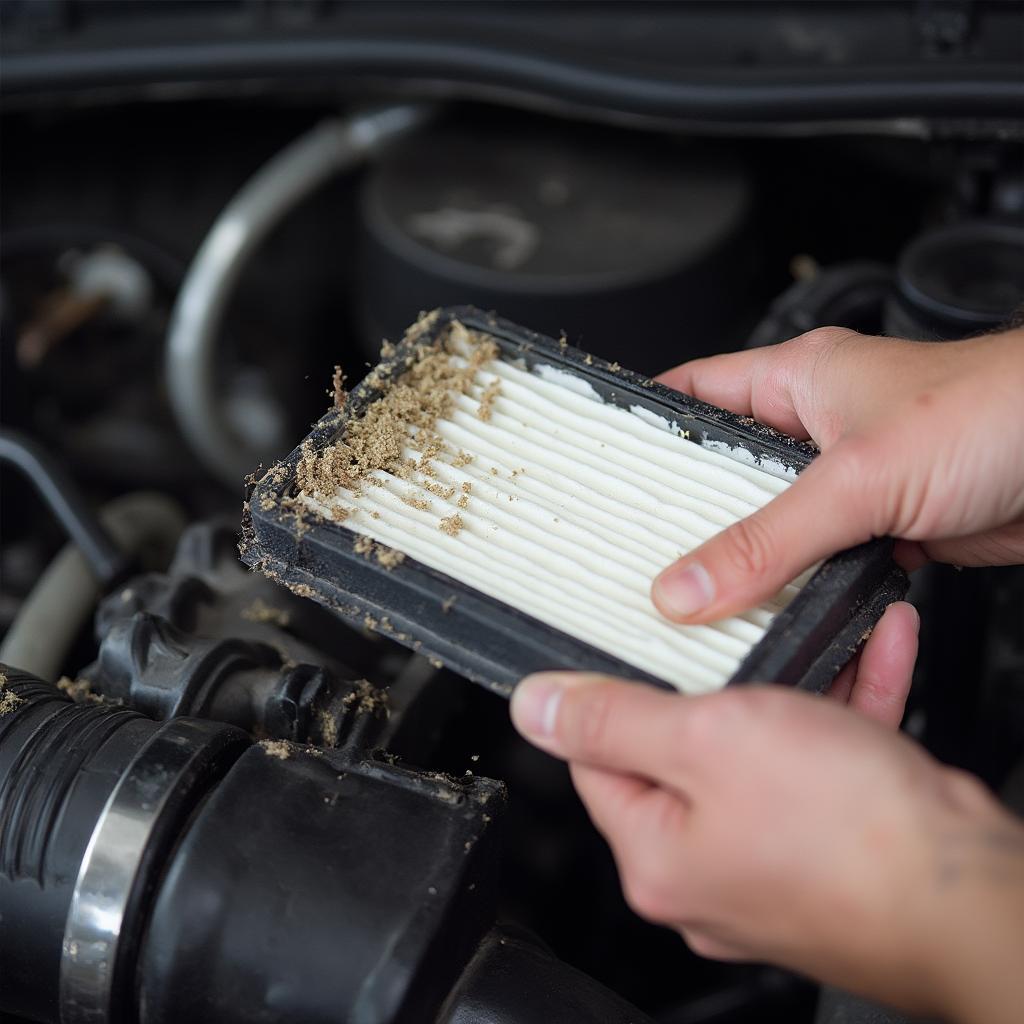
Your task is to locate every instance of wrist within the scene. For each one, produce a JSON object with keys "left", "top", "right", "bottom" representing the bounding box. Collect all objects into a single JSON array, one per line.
[{"left": 917, "top": 783, "right": 1024, "bottom": 1024}]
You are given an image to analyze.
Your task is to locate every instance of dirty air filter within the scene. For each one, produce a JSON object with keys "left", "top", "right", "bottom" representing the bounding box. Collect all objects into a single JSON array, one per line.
[{"left": 243, "top": 308, "right": 906, "bottom": 697}]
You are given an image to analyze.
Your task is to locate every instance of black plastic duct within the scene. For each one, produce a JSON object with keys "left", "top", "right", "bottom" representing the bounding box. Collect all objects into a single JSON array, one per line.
[{"left": 0, "top": 667, "right": 650, "bottom": 1024}]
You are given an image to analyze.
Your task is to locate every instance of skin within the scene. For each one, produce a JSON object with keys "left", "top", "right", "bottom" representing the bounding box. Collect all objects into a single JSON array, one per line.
[{"left": 510, "top": 326, "right": 1024, "bottom": 1021}]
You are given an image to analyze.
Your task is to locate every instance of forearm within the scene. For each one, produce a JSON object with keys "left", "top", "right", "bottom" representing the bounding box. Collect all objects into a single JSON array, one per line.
[{"left": 926, "top": 803, "right": 1024, "bottom": 1024}]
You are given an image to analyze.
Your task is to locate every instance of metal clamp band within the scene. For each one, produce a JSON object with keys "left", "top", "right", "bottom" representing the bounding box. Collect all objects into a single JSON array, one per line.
[{"left": 60, "top": 717, "right": 247, "bottom": 1024}]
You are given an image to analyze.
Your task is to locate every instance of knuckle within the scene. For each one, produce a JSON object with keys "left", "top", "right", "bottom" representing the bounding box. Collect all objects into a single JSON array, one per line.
[
  {"left": 621, "top": 871, "right": 671, "bottom": 924},
  {"left": 675, "top": 690, "right": 755, "bottom": 753},
  {"left": 670, "top": 697, "right": 717, "bottom": 755},
  {"left": 824, "top": 437, "right": 880, "bottom": 512},
  {"left": 565, "top": 686, "right": 616, "bottom": 758},
  {"left": 790, "top": 325, "right": 852, "bottom": 355},
  {"left": 619, "top": 838, "right": 685, "bottom": 924},
  {"left": 722, "top": 514, "right": 777, "bottom": 579}
]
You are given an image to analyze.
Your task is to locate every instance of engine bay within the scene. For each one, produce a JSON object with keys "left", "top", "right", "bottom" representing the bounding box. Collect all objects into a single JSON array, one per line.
[{"left": 2, "top": 3, "right": 1023, "bottom": 1023}]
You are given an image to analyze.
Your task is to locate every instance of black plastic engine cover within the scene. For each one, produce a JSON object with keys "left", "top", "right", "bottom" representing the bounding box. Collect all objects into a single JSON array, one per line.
[{"left": 137, "top": 742, "right": 505, "bottom": 1024}]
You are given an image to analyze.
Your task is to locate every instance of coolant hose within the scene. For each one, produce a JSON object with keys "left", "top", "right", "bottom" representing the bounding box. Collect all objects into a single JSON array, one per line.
[{"left": 165, "top": 104, "right": 432, "bottom": 485}]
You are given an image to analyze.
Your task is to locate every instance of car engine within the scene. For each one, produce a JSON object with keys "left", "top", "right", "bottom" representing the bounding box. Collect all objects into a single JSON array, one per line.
[{"left": 2, "top": 3, "right": 1023, "bottom": 1023}]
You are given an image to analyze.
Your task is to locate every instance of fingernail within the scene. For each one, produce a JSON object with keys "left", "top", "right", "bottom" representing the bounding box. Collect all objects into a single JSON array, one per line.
[
  {"left": 654, "top": 561, "right": 715, "bottom": 619},
  {"left": 905, "top": 603, "right": 920, "bottom": 635},
  {"left": 511, "top": 673, "right": 567, "bottom": 739},
  {"left": 888, "top": 600, "right": 920, "bottom": 635}
]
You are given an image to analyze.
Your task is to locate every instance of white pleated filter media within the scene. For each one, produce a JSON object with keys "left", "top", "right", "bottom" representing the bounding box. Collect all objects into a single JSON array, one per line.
[{"left": 300, "top": 335, "right": 807, "bottom": 694}]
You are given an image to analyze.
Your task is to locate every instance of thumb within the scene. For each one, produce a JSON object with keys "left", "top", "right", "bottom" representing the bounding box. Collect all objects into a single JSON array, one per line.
[{"left": 652, "top": 441, "right": 879, "bottom": 623}]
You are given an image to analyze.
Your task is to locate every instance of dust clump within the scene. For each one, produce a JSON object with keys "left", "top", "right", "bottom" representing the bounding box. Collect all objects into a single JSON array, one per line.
[
  {"left": 440, "top": 514, "right": 464, "bottom": 537},
  {"left": 477, "top": 379, "right": 501, "bottom": 422},
  {"left": 351, "top": 534, "right": 405, "bottom": 568},
  {"left": 375, "top": 546, "right": 405, "bottom": 569},
  {"left": 57, "top": 676, "right": 107, "bottom": 705},
  {"left": 332, "top": 365, "right": 347, "bottom": 410},
  {"left": 296, "top": 317, "right": 498, "bottom": 507},
  {"left": 318, "top": 709, "right": 339, "bottom": 747},
  {"left": 341, "top": 679, "right": 391, "bottom": 717},
  {"left": 0, "top": 672, "right": 25, "bottom": 715},
  {"left": 241, "top": 599, "right": 291, "bottom": 628},
  {"left": 260, "top": 739, "right": 292, "bottom": 760}
]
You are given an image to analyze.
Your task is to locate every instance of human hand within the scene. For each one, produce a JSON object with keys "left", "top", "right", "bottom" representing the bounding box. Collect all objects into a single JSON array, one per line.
[
  {"left": 652, "top": 327, "right": 1024, "bottom": 625},
  {"left": 823, "top": 599, "right": 918, "bottom": 728},
  {"left": 510, "top": 674, "right": 1024, "bottom": 1023}
]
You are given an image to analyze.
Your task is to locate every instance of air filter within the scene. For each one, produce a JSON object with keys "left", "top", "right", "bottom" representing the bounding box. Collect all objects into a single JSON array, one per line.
[{"left": 242, "top": 308, "right": 907, "bottom": 697}]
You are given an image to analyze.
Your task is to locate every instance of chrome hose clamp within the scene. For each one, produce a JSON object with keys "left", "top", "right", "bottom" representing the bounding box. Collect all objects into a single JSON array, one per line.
[{"left": 60, "top": 718, "right": 247, "bottom": 1024}]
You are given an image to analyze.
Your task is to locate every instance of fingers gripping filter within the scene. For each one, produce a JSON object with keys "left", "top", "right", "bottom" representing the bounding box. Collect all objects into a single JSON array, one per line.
[{"left": 242, "top": 308, "right": 907, "bottom": 697}]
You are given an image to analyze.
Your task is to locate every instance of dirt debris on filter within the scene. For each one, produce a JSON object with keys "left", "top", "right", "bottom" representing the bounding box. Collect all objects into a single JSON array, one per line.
[
  {"left": 457, "top": 482, "right": 471, "bottom": 510},
  {"left": 0, "top": 671, "right": 25, "bottom": 715},
  {"left": 332, "top": 365, "right": 347, "bottom": 411},
  {"left": 260, "top": 739, "right": 292, "bottom": 760},
  {"left": 375, "top": 546, "right": 404, "bottom": 569},
  {"left": 422, "top": 480, "right": 456, "bottom": 500},
  {"left": 241, "top": 598, "right": 291, "bottom": 628},
  {"left": 296, "top": 317, "right": 498, "bottom": 505},
  {"left": 477, "top": 379, "right": 501, "bottom": 422},
  {"left": 353, "top": 533, "right": 405, "bottom": 569},
  {"left": 439, "top": 514, "right": 464, "bottom": 537}
]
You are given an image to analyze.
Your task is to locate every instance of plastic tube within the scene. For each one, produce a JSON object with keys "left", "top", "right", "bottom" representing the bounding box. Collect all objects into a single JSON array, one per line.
[
  {"left": 0, "top": 492, "right": 186, "bottom": 680},
  {"left": 165, "top": 105, "right": 431, "bottom": 485},
  {"left": 0, "top": 429, "right": 130, "bottom": 585}
]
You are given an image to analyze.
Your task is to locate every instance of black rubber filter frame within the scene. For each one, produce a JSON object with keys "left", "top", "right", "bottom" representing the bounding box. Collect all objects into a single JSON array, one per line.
[{"left": 241, "top": 307, "right": 908, "bottom": 699}]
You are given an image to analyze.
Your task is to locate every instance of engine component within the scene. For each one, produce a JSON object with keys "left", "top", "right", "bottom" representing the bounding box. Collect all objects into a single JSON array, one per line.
[
  {"left": 0, "top": 429, "right": 129, "bottom": 587},
  {"left": 0, "top": 667, "right": 249, "bottom": 1024},
  {"left": 0, "top": 668, "right": 650, "bottom": 1024},
  {"left": 746, "top": 261, "right": 893, "bottom": 348},
  {"left": 0, "top": 492, "right": 186, "bottom": 681},
  {"left": 0, "top": 225, "right": 190, "bottom": 493},
  {"left": 357, "top": 120, "right": 751, "bottom": 372},
  {"left": 884, "top": 219, "right": 1024, "bottom": 340},
  {"left": 76, "top": 521, "right": 422, "bottom": 750},
  {"left": 85, "top": 612, "right": 390, "bottom": 750},
  {"left": 16, "top": 245, "right": 154, "bottom": 370},
  {"left": 4, "top": 3, "right": 1023, "bottom": 134},
  {"left": 166, "top": 104, "right": 433, "bottom": 486}
]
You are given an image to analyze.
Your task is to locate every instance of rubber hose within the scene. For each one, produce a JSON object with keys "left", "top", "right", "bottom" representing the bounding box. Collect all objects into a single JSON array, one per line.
[
  {"left": 165, "top": 104, "right": 432, "bottom": 486},
  {"left": 0, "top": 492, "right": 186, "bottom": 680}
]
